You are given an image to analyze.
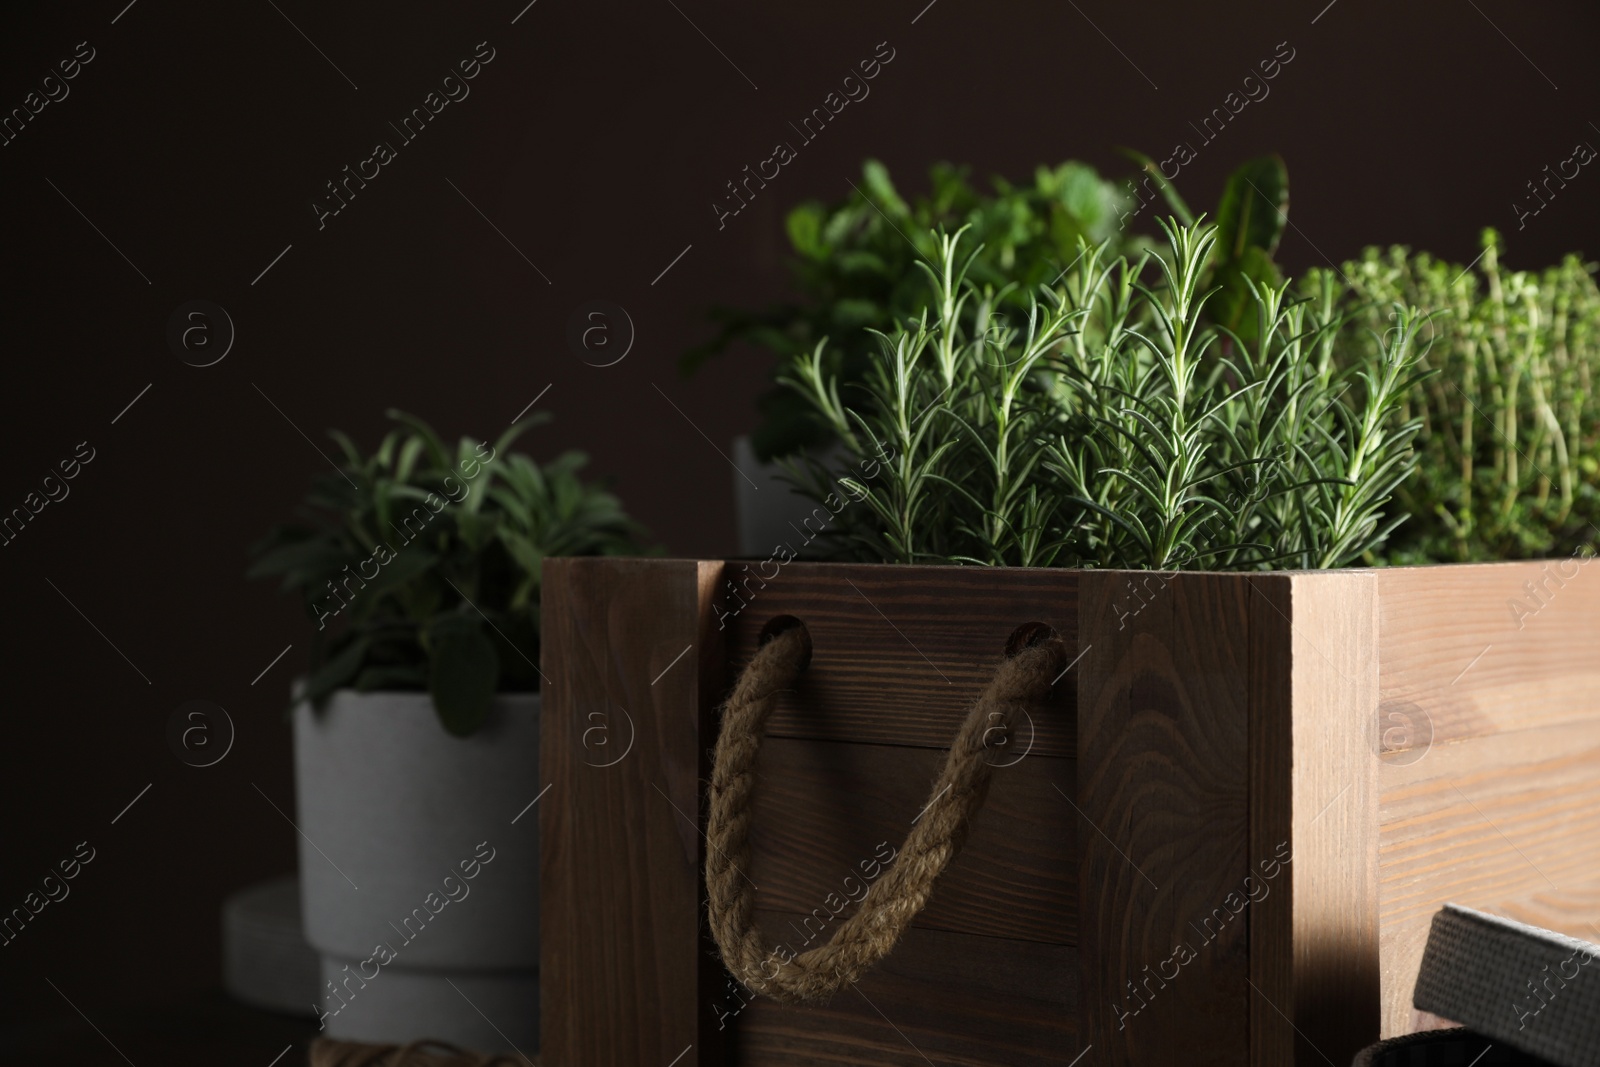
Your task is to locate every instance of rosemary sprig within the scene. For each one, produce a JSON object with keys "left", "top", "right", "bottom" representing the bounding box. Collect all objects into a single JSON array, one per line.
[{"left": 781, "top": 219, "right": 1426, "bottom": 571}]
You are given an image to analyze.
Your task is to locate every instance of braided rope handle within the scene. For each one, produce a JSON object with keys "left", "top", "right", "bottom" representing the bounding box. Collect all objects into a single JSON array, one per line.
[{"left": 705, "top": 618, "right": 1066, "bottom": 1003}]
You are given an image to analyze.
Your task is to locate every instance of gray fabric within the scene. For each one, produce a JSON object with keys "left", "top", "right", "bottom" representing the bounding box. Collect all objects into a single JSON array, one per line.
[{"left": 1411, "top": 904, "right": 1600, "bottom": 1067}]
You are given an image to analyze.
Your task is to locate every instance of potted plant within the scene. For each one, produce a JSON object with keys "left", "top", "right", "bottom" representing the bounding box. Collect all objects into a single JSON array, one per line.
[
  {"left": 249, "top": 410, "right": 647, "bottom": 1053},
  {"left": 683, "top": 154, "right": 1292, "bottom": 555},
  {"left": 540, "top": 214, "right": 1600, "bottom": 1066}
]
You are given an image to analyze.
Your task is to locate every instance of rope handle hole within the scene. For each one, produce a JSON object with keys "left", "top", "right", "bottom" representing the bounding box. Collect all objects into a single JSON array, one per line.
[
  {"left": 1004, "top": 621, "right": 1060, "bottom": 659},
  {"left": 758, "top": 615, "right": 813, "bottom": 672}
]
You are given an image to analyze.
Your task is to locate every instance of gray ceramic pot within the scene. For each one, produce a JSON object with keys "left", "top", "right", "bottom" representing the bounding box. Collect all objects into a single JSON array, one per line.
[{"left": 293, "top": 689, "right": 541, "bottom": 1054}]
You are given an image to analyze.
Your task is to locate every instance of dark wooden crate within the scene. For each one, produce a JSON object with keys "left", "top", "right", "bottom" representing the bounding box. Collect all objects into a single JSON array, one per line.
[{"left": 539, "top": 558, "right": 1600, "bottom": 1065}]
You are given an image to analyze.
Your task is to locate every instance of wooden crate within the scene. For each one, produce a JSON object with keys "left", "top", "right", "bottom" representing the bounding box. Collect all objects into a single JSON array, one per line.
[{"left": 539, "top": 558, "right": 1600, "bottom": 1066}]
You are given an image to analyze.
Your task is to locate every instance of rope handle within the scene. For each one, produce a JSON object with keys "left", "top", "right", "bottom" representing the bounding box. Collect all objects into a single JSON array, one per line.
[{"left": 704, "top": 616, "right": 1067, "bottom": 1003}]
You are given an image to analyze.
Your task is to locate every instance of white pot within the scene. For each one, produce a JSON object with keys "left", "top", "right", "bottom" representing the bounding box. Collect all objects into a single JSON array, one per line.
[{"left": 293, "top": 689, "right": 541, "bottom": 1054}]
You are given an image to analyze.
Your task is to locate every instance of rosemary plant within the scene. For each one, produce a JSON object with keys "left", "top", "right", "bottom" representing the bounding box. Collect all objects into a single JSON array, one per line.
[
  {"left": 1330, "top": 231, "right": 1600, "bottom": 562},
  {"left": 782, "top": 220, "right": 1425, "bottom": 571}
]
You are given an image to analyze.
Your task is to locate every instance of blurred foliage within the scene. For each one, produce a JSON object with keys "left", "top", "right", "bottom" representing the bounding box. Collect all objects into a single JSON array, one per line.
[
  {"left": 1329, "top": 231, "right": 1600, "bottom": 562},
  {"left": 685, "top": 154, "right": 1291, "bottom": 461},
  {"left": 249, "top": 411, "right": 649, "bottom": 736}
]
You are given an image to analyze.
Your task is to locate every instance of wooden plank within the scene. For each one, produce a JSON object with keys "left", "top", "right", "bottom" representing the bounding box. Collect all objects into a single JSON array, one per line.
[
  {"left": 1377, "top": 716, "right": 1600, "bottom": 1036},
  {"left": 747, "top": 736, "right": 1075, "bottom": 945},
  {"left": 730, "top": 911, "right": 1077, "bottom": 1067},
  {"left": 1249, "top": 573, "right": 1381, "bottom": 1065},
  {"left": 695, "top": 561, "right": 733, "bottom": 1064},
  {"left": 1248, "top": 575, "right": 1295, "bottom": 1067},
  {"left": 1376, "top": 560, "right": 1600, "bottom": 751},
  {"left": 1495, "top": 879, "right": 1600, "bottom": 940},
  {"left": 1375, "top": 554, "right": 1600, "bottom": 1039},
  {"left": 540, "top": 557, "right": 724, "bottom": 1067},
  {"left": 1076, "top": 572, "right": 1252, "bottom": 1064},
  {"left": 720, "top": 562, "right": 1077, "bottom": 756}
]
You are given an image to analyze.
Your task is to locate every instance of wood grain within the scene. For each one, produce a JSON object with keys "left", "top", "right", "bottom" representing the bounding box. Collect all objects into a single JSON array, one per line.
[
  {"left": 720, "top": 562, "right": 1077, "bottom": 756},
  {"left": 1248, "top": 573, "right": 1381, "bottom": 1066},
  {"left": 1494, "top": 879, "right": 1600, "bottom": 936},
  {"left": 730, "top": 911, "right": 1078, "bottom": 1067},
  {"left": 696, "top": 561, "right": 734, "bottom": 1064},
  {"left": 540, "top": 558, "right": 724, "bottom": 1067},
  {"left": 1247, "top": 575, "right": 1295, "bottom": 1067},
  {"left": 746, "top": 736, "right": 1075, "bottom": 945},
  {"left": 1374, "top": 559, "right": 1600, "bottom": 1038},
  {"left": 541, "top": 557, "right": 1600, "bottom": 1065},
  {"left": 1076, "top": 572, "right": 1252, "bottom": 1065},
  {"left": 1377, "top": 716, "right": 1600, "bottom": 1036},
  {"left": 1376, "top": 560, "right": 1600, "bottom": 750}
]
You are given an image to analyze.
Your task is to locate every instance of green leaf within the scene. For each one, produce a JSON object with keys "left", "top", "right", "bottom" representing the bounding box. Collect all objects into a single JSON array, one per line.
[
  {"left": 1209, "top": 245, "right": 1285, "bottom": 336},
  {"left": 836, "top": 250, "right": 888, "bottom": 278},
  {"left": 786, "top": 202, "right": 828, "bottom": 260},
  {"left": 1213, "top": 154, "right": 1288, "bottom": 263},
  {"left": 427, "top": 620, "right": 499, "bottom": 737},
  {"left": 385, "top": 410, "right": 450, "bottom": 468},
  {"left": 306, "top": 635, "right": 371, "bottom": 706},
  {"left": 395, "top": 436, "right": 426, "bottom": 482},
  {"left": 327, "top": 430, "right": 365, "bottom": 469},
  {"left": 830, "top": 299, "right": 883, "bottom": 331},
  {"left": 489, "top": 412, "right": 551, "bottom": 467},
  {"left": 860, "top": 159, "right": 909, "bottom": 218},
  {"left": 1207, "top": 156, "right": 1290, "bottom": 339},
  {"left": 1055, "top": 162, "right": 1112, "bottom": 229},
  {"left": 246, "top": 536, "right": 348, "bottom": 581},
  {"left": 359, "top": 546, "right": 439, "bottom": 601}
]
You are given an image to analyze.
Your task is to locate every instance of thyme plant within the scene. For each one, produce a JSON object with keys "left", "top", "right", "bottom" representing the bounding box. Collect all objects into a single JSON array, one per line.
[
  {"left": 1330, "top": 231, "right": 1600, "bottom": 562},
  {"left": 782, "top": 220, "right": 1425, "bottom": 570}
]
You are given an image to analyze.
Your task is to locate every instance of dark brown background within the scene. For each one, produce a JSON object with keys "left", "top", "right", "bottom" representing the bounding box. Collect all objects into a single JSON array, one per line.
[{"left": 1, "top": 0, "right": 1596, "bottom": 1061}]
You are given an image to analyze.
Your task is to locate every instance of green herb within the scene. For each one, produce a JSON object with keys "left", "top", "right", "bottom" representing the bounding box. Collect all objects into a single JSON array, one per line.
[
  {"left": 688, "top": 154, "right": 1290, "bottom": 462},
  {"left": 782, "top": 219, "right": 1425, "bottom": 571},
  {"left": 248, "top": 411, "right": 649, "bottom": 736},
  {"left": 1332, "top": 231, "right": 1600, "bottom": 563}
]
